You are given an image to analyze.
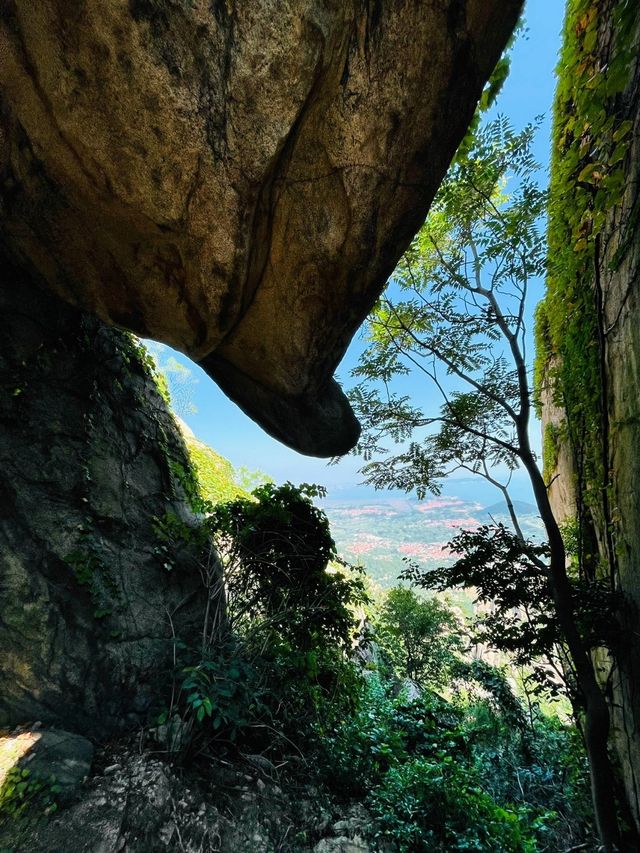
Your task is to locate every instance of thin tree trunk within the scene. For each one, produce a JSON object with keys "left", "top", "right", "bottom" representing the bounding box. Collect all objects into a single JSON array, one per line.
[{"left": 521, "top": 446, "right": 622, "bottom": 850}]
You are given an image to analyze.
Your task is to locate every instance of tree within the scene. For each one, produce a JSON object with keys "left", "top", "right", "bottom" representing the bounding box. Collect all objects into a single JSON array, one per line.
[
  {"left": 349, "top": 118, "right": 627, "bottom": 850},
  {"left": 206, "top": 482, "right": 368, "bottom": 653},
  {"left": 376, "top": 587, "right": 462, "bottom": 687}
]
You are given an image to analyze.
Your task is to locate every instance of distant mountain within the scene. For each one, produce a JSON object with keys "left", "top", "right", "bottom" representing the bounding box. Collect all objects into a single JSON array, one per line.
[{"left": 480, "top": 500, "right": 538, "bottom": 518}]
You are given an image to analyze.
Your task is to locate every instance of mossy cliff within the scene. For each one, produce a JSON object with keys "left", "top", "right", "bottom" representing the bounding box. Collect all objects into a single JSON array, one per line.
[
  {"left": 0, "top": 255, "right": 207, "bottom": 736},
  {"left": 536, "top": 0, "right": 640, "bottom": 828}
]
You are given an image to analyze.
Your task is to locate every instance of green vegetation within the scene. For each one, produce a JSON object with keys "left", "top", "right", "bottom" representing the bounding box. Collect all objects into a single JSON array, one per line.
[
  {"left": 315, "top": 584, "right": 593, "bottom": 852},
  {"left": 146, "top": 342, "right": 269, "bottom": 507},
  {"left": 541, "top": 423, "right": 560, "bottom": 486},
  {"left": 183, "top": 435, "right": 250, "bottom": 504},
  {"left": 159, "top": 482, "right": 367, "bottom": 758},
  {"left": 0, "top": 764, "right": 62, "bottom": 850},
  {"left": 534, "top": 0, "right": 636, "bottom": 561},
  {"left": 347, "top": 112, "right": 629, "bottom": 846},
  {"left": 64, "top": 543, "right": 119, "bottom": 620},
  {"left": 374, "top": 586, "right": 463, "bottom": 686},
  {"left": 151, "top": 460, "right": 595, "bottom": 851},
  {"left": 0, "top": 768, "right": 60, "bottom": 819}
]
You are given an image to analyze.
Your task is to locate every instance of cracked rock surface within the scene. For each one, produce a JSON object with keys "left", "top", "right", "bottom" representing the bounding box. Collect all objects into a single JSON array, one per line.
[
  {"left": 0, "top": 0, "right": 522, "bottom": 455},
  {"left": 0, "top": 741, "right": 381, "bottom": 853},
  {"left": 0, "top": 257, "right": 205, "bottom": 736}
]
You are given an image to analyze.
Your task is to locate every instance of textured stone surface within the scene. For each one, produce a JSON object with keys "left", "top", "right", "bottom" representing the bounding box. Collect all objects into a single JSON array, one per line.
[
  {"left": 541, "top": 4, "right": 640, "bottom": 830},
  {"left": 597, "top": 41, "right": 640, "bottom": 826},
  {"left": 0, "top": 256, "right": 206, "bottom": 736},
  {"left": 0, "top": 729, "right": 94, "bottom": 804},
  {"left": 0, "top": 745, "right": 376, "bottom": 852},
  {"left": 539, "top": 376, "right": 576, "bottom": 526},
  {"left": 0, "top": 0, "right": 522, "bottom": 455}
]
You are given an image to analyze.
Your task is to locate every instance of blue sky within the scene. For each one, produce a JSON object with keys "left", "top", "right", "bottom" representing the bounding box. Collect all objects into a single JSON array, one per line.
[{"left": 147, "top": 1, "right": 566, "bottom": 503}]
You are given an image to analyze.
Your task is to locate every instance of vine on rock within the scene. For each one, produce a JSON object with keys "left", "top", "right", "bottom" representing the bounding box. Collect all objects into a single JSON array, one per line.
[{"left": 534, "top": 0, "right": 636, "bottom": 581}]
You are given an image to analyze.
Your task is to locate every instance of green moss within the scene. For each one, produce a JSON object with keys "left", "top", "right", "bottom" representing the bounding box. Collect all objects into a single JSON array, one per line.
[
  {"left": 534, "top": 0, "right": 636, "bottom": 518},
  {"left": 154, "top": 371, "right": 171, "bottom": 407},
  {"left": 542, "top": 422, "right": 561, "bottom": 486},
  {"left": 183, "top": 436, "right": 249, "bottom": 505}
]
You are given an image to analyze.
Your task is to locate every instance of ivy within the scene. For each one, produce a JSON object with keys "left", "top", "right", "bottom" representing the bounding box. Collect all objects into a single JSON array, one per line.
[
  {"left": 0, "top": 767, "right": 61, "bottom": 818},
  {"left": 64, "top": 543, "right": 119, "bottom": 620},
  {"left": 534, "top": 0, "right": 636, "bottom": 545},
  {"left": 542, "top": 423, "right": 561, "bottom": 486}
]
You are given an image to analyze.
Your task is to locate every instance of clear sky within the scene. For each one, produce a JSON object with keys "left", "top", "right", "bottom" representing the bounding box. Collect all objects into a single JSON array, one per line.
[{"left": 147, "top": 0, "right": 566, "bottom": 503}]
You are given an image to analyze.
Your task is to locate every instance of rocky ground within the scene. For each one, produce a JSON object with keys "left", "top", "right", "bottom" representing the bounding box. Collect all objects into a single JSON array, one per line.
[{"left": 0, "top": 726, "right": 377, "bottom": 853}]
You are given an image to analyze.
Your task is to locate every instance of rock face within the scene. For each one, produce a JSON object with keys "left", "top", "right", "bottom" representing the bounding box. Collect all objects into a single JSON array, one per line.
[
  {"left": 597, "top": 66, "right": 640, "bottom": 828},
  {"left": 538, "top": 1, "right": 640, "bottom": 830},
  {"left": 0, "top": 0, "right": 522, "bottom": 455},
  {"left": 0, "top": 744, "right": 376, "bottom": 853},
  {"left": 0, "top": 256, "right": 205, "bottom": 736},
  {"left": 0, "top": 728, "right": 95, "bottom": 805}
]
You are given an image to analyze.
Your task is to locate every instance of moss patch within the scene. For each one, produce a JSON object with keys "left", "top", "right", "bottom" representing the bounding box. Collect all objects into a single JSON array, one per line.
[{"left": 535, "top": 0, "right": 636, "bottom": 522}]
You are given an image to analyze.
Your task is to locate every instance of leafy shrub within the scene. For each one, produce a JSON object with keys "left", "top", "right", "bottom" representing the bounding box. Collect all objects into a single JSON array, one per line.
[
  {"left": 164, "top": 483, "right": 366, "bottom": 758},
  {"left": 317, "top": 662, "right": 593, "bottom": 852},
  {"left": 156, "top": 470, "right": 594, "bottom": 850},
  {"left": 0, "top": 768, "right": 60, "bottom": 818},
  {"left": 368, "top": 757, "right": 533, "bottom": 852},
  {"left": 208, "top": 482, "right": 368, "bottom": 652},
  {"left": 179, "top": 641, "right": 262, "bottom": 734}
]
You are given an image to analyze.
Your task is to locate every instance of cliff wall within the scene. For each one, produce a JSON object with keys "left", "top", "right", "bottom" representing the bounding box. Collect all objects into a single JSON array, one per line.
[
  {"left": 0, "top": 255, "right": 206, "bottom": 736},
  {"left": 537, "top": 0, "right": 640, "bottom": 826}
]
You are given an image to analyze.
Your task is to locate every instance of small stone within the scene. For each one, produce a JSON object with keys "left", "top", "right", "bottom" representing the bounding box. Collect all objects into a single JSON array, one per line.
[
  {"left": 314, "top": 837, "right": 370, "bottom": 853},
  {"left": 104, "top": 763, "right": 122, "bottom": 775}
]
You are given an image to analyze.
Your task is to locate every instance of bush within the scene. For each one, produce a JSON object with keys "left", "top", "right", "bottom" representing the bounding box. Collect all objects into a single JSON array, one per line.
[
  {"left": 209, "top": 482, "right": 368, "bottom": 652},
  {"left": 165, "top": 483, "right": 366, "bottom": 759},
  {"left": 368, "top": 757, "right": 533, "bottom": 852},
  {"left": 374, "top": 587, "right": 463, "bottom": 686}
]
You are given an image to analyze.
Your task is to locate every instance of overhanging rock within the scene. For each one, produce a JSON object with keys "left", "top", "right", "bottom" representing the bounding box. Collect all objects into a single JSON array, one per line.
[{"left": 0, "top": 0, "right": 523, "bottom": 455}]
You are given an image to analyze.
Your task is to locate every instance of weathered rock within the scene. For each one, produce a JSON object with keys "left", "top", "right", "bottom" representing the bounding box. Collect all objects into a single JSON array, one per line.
[
  {"left": 0, "top": 729, "right": 94, "bottom": 805},
  {"left": 0, "top": 0, "right": 523, "bottom": 455},
  {"left": 0, "top": 256, "right": 206, "bottom": 736},
  {"left": 539, "top": 1, "right": 640, "bottom": 831},
  {"left": 595, "top": 42, "right": 640, "bottom": 829},
  {"left": 0, "top": 745, "right": 368, "bottom": 853},
  {"left": 314, "top": 836, "right": 370, "bottom": 853}
]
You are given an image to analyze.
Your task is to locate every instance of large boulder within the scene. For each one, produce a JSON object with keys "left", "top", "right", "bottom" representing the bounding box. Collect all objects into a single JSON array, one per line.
[
  {"left": 0, "top": 256, "right": 205, "bottom": 736},
  {"left": 0, "top": 0, "right": 522, "bottom": 455}
]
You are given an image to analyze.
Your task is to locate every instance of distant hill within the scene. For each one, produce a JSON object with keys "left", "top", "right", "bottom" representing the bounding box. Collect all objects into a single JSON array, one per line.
[
  {"left": 323, "top": 495, "right": 545, "bottom": 587},
  {"left": 480, "top": 500, "right": 538, "bottom": 518}
]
